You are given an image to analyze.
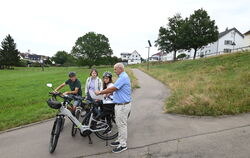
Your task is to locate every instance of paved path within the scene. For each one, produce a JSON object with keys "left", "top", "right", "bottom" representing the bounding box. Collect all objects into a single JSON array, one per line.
[{"left": 1, "top": 69, "right": 250, "bottom": 158}]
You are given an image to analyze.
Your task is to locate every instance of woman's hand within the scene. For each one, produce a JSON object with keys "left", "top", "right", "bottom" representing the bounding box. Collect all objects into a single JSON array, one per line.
[{"left": 95, "top": 90, "right": 101, "bottom": 95}]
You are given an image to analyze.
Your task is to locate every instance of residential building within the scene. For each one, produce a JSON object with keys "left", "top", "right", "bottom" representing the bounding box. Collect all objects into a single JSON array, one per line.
[
  {"left": 194, "top": 27, "right": 244, "bottom": 57},
  {"left": 120, "top": 53, "right": 131, "bottom": 61},
  {"left": 162, "top": 27, "right": 245, "bottom": 61},
  {"left": 120, "top": 50, "right": 141, "bottom": 65},
  {"left": 149, "top": 52, "right": 164, "bottom": 61},
  {"left": 243, "top": 30, "right": 250, "bottom": 49},
  {"left": 19, "top": 52, "right": 49, "bottom": 63}
]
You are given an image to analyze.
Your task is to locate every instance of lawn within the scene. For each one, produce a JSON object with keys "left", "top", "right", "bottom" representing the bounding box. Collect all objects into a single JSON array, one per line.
[
  {"left": 139, "top": 51, "right": 250, "bottom": 116},
  {"left": 0, "top": 66, "right": 138, "bottom": 131}
]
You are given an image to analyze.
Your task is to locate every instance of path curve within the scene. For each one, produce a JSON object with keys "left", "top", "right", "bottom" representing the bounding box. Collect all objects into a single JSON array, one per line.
[{"left": 0, "top": 69, "right": 250, "bottom": 158}]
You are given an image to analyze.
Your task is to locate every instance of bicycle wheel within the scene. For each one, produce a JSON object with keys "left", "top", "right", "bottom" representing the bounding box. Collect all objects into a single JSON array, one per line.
[
  {"left": 95, "top": 114, "right": 118, "bottom": 140},
  {"left": 71, "top": 110, "right": 80, "bottom": 137},
  {"left": 49, "top": 117, "right": 62, "bottom": 153}
]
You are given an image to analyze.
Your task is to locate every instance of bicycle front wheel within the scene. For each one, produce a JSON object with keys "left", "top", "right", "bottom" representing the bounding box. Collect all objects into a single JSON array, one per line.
[{"left": 49, "top": 117, "right": 63, "bottom": 153}]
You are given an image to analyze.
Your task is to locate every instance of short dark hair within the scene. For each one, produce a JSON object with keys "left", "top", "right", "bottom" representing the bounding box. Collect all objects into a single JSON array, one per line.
[
  {"left": 68, "top": 72, "right": 76, "bottom": 77},
  {"left": 90, "top": 68, "right": 98, "bottom": 76}
]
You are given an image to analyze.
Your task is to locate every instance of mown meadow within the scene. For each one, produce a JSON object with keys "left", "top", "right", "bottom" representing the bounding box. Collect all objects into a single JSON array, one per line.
[{"left": 0, "top": 67, "right": 138, "bottom": 131}]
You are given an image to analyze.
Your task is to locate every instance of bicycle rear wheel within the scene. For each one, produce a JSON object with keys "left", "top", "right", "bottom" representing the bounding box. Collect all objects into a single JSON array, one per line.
[
  {"left": 94, "top": 114, "right": 118, "bottom": 140},
  {"left": 49, "top": 117, "right": 62, "bottom": 153},
  {"left": 71, "top": 110, "right": 80, "bottom": 137}
]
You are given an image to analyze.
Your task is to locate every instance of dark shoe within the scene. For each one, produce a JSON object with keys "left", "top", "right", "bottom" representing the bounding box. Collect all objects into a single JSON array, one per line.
[
  {"left": 103, "top": 127, "right": 112, "bottom": 135},
  {"left": 112, "top": 146, "right": 127, "bottom": 153},
  {"left": 110, "top": 141, "right": 120, "bottom": 147}
]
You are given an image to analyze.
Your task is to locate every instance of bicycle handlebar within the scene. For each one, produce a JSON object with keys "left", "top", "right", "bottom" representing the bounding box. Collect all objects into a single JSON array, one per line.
[{"left": 49, "top": 92, "right": 85, "bottom": 101}]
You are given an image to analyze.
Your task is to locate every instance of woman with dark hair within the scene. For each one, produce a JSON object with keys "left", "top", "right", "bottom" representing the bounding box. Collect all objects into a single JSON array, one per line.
[
  {"left": 85, "top": 68, "right": 103, "bottom": 101},
  {"left": 101, "top": 71, "right": 115, "bottom": 134}
]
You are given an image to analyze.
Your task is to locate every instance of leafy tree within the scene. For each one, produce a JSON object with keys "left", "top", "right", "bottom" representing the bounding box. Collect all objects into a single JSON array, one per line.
[
  {"left": 63, "top": 54, "right": 77, "bottom": 66},
  {"left": 187, "top": 8, "right": 219, "bottom": 59},
  {"left": 100, "top": 56, "right": 122, "bottom": 67},
  {"left": 177, "top": 53, "right": 187, "bottom": 60},
  {"left": 0, "top": 34, "right": 20, "bottom": 69},
  {"left": 51, "top": 51, "right": 76, "bottom": 66},
  {"left": 155, "top": 14, "right": 187, "bottom": 61},
  {"left": 0, "top": 47, "right": 2, "bottom": 69},
  {"left": 71, "top": 32, "right": 113, "bottom": 68},
  {"left": 44, "top": 58, "right": 52, "bottom": 65}
]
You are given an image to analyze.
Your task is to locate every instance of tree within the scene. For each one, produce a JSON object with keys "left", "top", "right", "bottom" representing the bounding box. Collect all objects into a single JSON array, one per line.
[
  {"left": 100, "top": 56, "right": 122, "bottom": 67},
  {"left": 177, "top": 53, "right": 187, "bottom": 60},
  {"left": 0, "top": 47, "right": 2, "bottom": 69},
  {"left": 51, "top": 51, "right": 76, "bottom": 66},
  {"left": 44, "top": 58, "right": 52, "bottom": 65},
  {"left": 187, "top": 8, "right": 219, "bottom": 59},
  {"left": 71, "top": 32, "right": 113, "bottom": 68},
  {"left": 0, "top": 34, "right": 20, "bottom": 69},
  {"left": 155, "top": 14, "right": 187, "bottom": 61}
]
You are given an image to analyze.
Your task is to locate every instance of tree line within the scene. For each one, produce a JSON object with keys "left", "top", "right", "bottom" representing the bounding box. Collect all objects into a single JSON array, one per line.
[
  {"left": 52, "top": 32, "right": 121, "bottom": 68},
  {"left": 0, "top": 8, "right": 219, "bottom": 69},
  {"left": 155, "top": 8, "right": 219, "bottom": 60},
  {"left": 0, "top": 32, "right": 121, "bottom": 69}
]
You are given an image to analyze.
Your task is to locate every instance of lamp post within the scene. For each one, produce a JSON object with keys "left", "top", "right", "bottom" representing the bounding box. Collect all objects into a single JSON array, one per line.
[
  {"left": 232, "top": 31, "right": 236, "bottom": 52},
  {"left": 147, "top": 40, "right": 152, "bottom": 70}
]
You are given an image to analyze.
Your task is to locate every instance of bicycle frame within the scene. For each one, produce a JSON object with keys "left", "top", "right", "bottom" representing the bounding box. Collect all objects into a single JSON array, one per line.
[{"left": 58, "top": 103, "right": 109, "bottom": 133}]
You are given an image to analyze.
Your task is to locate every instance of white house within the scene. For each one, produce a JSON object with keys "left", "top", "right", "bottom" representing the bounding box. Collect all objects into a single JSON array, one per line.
[
  {"left": 120, "top": 53, "right": 131, "bottom": 61},
  {"left": 194, "top": 27, "right": 244, "bottom": 58},
  {"left": 19, "top": 52, "right": 49, "bottom": 63},
  {"left": 162, "top": 27, "right": 245, "bottom": 61},
  {"left": 243, "top": 30, "right": 250, "bottom": 49},
  {"left": 149, "top": 52, "right": 164, "bottom": 61},
  {"left": 120, "top": 50, "right": 141, "bottom": 65},
  {"left": 162, "top": 49, "right": 191, "bottom": 61}
]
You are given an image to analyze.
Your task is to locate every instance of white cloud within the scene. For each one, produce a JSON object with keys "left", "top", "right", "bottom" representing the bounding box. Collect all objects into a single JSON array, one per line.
[{"left": 0, "top": 0, "right": 249, "bottom": 58}]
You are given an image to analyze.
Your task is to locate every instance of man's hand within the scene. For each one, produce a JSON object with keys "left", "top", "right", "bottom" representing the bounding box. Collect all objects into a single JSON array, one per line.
[
  {"left": 63, "top": 92, "right": 69, "bottom": 96},
  {"left": 95, "top": 90, "right": 101, "bottom": 96}
]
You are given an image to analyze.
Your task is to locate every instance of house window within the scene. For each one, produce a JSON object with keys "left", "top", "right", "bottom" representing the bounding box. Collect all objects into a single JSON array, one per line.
[
  {"left": 224, "top": 40, "right": 233, "bottom": 45},
  {"left": 224, "top": 49, "right": 232, "bottom": 53},
  {"left": 200, "top": 52, "right": 204, "bottom": 57}
]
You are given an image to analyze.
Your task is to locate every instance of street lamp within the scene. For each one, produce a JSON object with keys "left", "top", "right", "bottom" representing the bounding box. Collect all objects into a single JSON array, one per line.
[
  {"left": 232, "top": 42, "right": 236, "bottom": 52},
  {"left": 232, "top": 31, "right": 236, "bottom": 52},
  {"left": 146, "top": 40, "right": 152, "bottom": 70}
]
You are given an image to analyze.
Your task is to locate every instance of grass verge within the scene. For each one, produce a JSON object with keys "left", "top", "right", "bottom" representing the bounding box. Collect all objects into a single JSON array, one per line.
[{"left": 139, "top": 51, "right": 250, "bottom": 116}]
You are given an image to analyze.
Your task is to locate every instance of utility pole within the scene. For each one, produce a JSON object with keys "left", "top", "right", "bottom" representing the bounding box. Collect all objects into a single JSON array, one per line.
[{"left": 147, "top": 40, "right": 152, "bottom": 70}]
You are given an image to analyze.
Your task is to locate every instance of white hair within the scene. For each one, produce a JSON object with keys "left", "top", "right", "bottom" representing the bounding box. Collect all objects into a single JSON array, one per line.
[{"left": 114, "top": 62, "right": 124, "bottom": 70}]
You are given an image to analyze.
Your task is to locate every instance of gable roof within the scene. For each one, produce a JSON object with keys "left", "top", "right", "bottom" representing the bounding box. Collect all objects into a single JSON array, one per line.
[
  {"left": 131, "top": 50, "right": 141, "bottom": 56},
  {"left": 152, "top": 52, "right": 163, "bottom": 57},
  {"left": 219, "top": 27, "right": 244, "bottom": 38},
  {"left": 244, "top": 30, "right": 250, "bottom": 35},
  {"left": 121, "top": 50, "right": 141, "bottom": 57}
]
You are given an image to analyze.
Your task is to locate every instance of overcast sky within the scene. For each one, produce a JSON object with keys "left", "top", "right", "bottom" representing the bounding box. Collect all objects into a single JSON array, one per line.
[{"left": 0, "top": 0, "right": 249, "bottom": 58}]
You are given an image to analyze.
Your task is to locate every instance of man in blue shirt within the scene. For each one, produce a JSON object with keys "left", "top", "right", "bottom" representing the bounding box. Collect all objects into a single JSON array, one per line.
[{"left": 95, "top": 63, "right": 131, "bottom": 153}]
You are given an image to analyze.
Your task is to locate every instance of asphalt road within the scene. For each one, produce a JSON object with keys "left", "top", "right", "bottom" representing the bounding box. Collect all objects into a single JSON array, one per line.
[{"left": 0, "top": 69, "right": 250, "bottom": 158}]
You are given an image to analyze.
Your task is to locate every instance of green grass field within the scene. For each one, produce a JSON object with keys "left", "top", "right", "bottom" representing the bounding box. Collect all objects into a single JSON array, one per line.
[
  {"left": 0, "top": 67, "right": 138, "bottom": 131},
  {"left": 139, "top": 51, "right": 250, "bottom": 116}
]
